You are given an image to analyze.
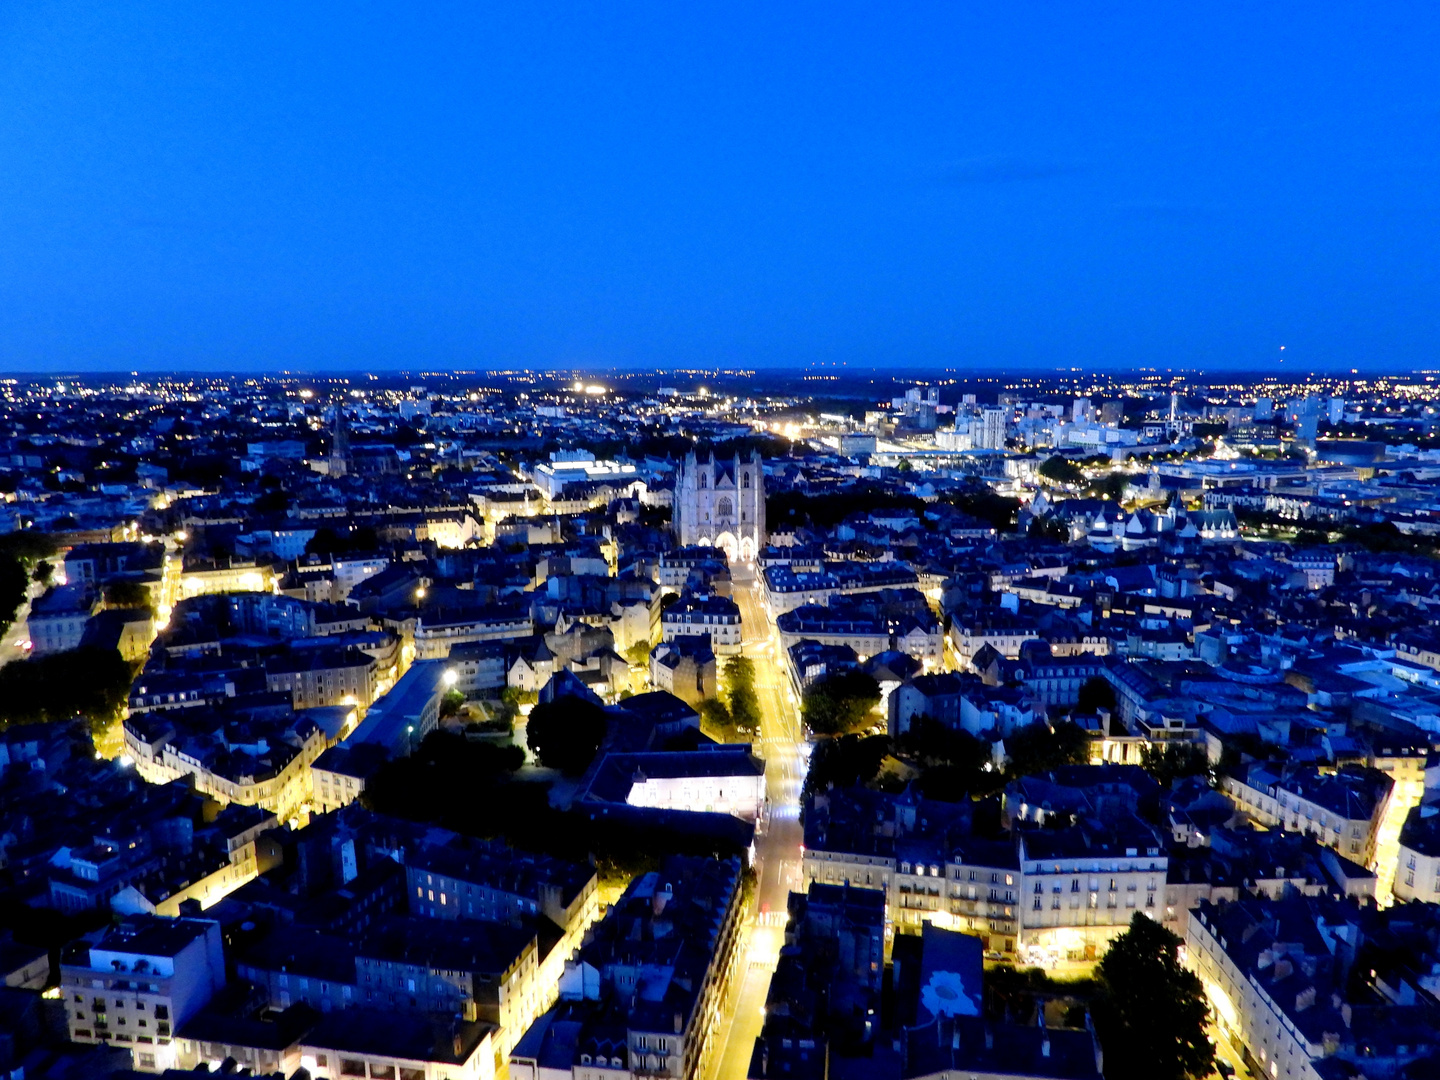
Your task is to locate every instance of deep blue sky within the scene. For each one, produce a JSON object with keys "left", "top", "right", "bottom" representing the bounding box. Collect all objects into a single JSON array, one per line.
[{"left": 1, "top": 3, "right": 1437, "bottom": 373}]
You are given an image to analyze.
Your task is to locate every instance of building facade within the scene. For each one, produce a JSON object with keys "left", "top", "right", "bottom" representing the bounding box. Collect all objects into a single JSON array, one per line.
[{"left": 673, "top": 451, "right": 765, "bottom": 564}]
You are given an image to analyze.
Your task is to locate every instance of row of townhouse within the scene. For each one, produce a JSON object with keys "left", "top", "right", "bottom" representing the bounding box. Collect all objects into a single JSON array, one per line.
[{"left": 1223, "top": 763, "right": 1393, "bottom": 868}]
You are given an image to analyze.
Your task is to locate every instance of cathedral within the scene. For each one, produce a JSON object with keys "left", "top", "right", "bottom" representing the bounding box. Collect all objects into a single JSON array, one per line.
[{"left": 673, "top": 450, "right": 766, "bottom": 562}]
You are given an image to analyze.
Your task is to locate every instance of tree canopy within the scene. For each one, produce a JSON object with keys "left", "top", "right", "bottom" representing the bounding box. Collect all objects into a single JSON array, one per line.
[
  {"left": 897, "top": 715, "right": 1004, "bottom": 799},
  {"left": 0, "top": 557, "right": 27, "bottom": 638},
  {"left": 767, "top": 486, "right": 925, "bottom": 530},
  {"left": 723, "top": 655, "right": 761, "bottom": 733},
  {"left": 526, "top": 694, "right": 609, "bottom": 775},
  {"left": 1077, "top": 676, "right": 1116, "bottom": 714},
  {"left": 0, "top": 646, "right": 135, "bottom": 735},
  {"left": 803, "top": 733, "right": 894, "bottom": 799},
  {"left": 1094, "top": 914, "right": 1214, "bottom": 1080},
  {"left": 363, "top": 729, "right": 530, "bottom": 832},
  {"left": 1038, "top": 456, "right": 1086, "bottom": 486},
  {"left": 939, "top": 487, "right": 1021, "bottom": 531},
  {"left": 102, "top": 579, "right": 155, "bottom": 613},
  {"left": 801, "top": 669, "right": 882, "bottom": 736},
  {"left": 1004, "top": 719, "right": 1091, "bottom": 778},
  {"left": 1140, "top": 742, "right": 1210, "bottom": 787}
]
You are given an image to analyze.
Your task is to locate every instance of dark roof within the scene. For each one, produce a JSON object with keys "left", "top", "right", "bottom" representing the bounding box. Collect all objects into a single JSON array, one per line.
[{"left": 304, "top": 1009, "right": 496, "bottom": 1065}]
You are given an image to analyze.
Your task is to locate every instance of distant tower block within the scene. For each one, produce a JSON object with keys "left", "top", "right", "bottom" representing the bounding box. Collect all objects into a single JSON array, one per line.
[
  {"left": 330, "top": 407, "right": 350, "bottom": 478},
  {"left": 674, "top": 450, "right": 766, "bottom": 563}
]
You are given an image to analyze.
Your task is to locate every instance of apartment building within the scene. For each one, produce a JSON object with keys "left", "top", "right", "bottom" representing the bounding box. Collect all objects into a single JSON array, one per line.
[
  {"left": 1223, "top": 763, "right": 1393, "bottom": 867},
  {"left": 62, "top": 916, "right": 226, "bottom": 1072},
  {"left": 509, "top": 856, "right": 744, "bottom": 1080}
]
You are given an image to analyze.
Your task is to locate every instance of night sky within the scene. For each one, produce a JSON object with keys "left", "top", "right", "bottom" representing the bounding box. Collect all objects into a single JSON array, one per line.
[{"left": 0, "top": 3, "right": 1436, "bottom": 373}]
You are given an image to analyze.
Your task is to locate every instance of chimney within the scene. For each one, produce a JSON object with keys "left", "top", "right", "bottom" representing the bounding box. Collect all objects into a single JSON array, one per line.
[
  {"left": 674, "top": 1012, "right": 683, "bottom": 1034},
  {"left": 1341, "top": 1003, "right": 1352, "bottom": 1028}
]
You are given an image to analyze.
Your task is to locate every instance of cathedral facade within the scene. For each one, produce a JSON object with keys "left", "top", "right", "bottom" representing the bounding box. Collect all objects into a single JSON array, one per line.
[{"left": 673, "top": 450, "right": 766, "bottom": 562}]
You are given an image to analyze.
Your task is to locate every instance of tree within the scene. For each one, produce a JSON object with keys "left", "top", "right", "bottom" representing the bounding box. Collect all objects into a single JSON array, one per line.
[
  {"left": 1140, "top": 743, "right": 1210, "bottom": 788},
  {"left": 0, "top": 646, "right": 135, "bottom": 735},
  {"left": 253, "top": 487, "right": 291, "bottom": 514},
  {"left": 1086, "top": 472, "right": 1130, "bottom": 502},
  {"left": 940, "top": 487, "right": 1021, "bottom": 531},
  {"left": 363, "top": 730, "right": 527, "bottom": 832},
  {"left": 306, "top": 526, "right": 344, "bottom": 556},
  {"left": 723, "top": 656, "right": 762, "bottom": 733},
  {"left": 767, "top": 486, "right": 926, "bottom": 530},
  {"left": 1077, "top": 676, "right": 1116, "bottom": 714},
  {"left": 1093, "top": 914, "right": 1214, "bottom": 1080},
  {"left": 31, "top": 560, "right": 53, "bottom": 586},
  {"left": 1038, "top": 456, "right": 1086, "bottom": 486},
  {"left": 803, "top": 734, "right": 893, "bottom": 798},
  {"left": 699, "top": 698, "right": 733, "bottom": 732},
  {"left": 102, "top": 580, "right": 154, "bottom": 613},
  {"left": 1005, "top": 720, "right": 1090, "bottom": 778},
  {"left": 0, "top": 533, "right": 59, "bottom": 564},
  {"left": 801, "top": 670, "right": 882, "bottom": 736},
  {"left": 0, "top": 556, "right": 27, "bottom": 637},
  {"left": 1028, "top": 517, "right": 1068, "bottom": 542},
  {"left": 896, "top": 715, "right": 1004, "bottom": 799},
  {"left": 526, "top": 694, "right": 608, "bottom": 775},
  {"left": 439, "top": 689, "right": 466, "bottom": 720},
  {"left": 624, "top": 640, "right": 653, "bottom": 668}
]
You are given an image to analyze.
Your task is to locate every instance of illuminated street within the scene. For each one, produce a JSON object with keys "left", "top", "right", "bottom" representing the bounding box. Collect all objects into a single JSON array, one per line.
[{"left": 709, "top": 564, "right": 808, "bottom": 1080}]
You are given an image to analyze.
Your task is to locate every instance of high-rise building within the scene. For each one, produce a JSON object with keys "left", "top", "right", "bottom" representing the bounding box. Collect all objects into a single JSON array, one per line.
[
  {"left": 1296, "top": 396, "right": 1321, "bottom": 448},
  {"left": 976, "top": 407, "right": 1007, "bottom": 450},
  {"left": 329, "top": 407, "right": 350, "bottom": 478}
]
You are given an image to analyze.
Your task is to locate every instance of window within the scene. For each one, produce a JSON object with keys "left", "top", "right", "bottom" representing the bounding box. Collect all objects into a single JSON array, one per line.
[
  {"left": 742, "top": 472, "right": 751, "bottom": 489},
  {"left": 341, "top": 1060, "right": 367, "bottom": 1078}
]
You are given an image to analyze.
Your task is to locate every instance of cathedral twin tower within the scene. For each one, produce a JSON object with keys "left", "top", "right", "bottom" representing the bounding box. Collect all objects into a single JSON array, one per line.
[{"left": 673, "top": 450, "right": 766, "bottom": 563}]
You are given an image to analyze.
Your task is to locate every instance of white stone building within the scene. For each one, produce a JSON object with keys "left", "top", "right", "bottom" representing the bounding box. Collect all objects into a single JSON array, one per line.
[{"left": 673, "top": 450, "right": 765, "bottom": 564}]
